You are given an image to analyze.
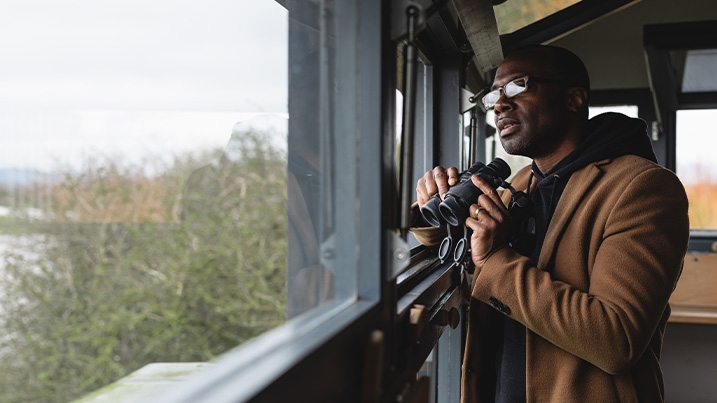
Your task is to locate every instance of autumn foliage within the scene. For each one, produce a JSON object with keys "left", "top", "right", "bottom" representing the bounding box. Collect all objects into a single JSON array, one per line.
[{"left": 0, "top": 131, "right": 288, "bottom": 403}]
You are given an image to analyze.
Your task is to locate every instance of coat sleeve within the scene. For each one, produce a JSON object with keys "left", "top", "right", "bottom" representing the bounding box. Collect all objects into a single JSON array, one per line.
[{"left": 470, "top": 164, "right": 690, "bottom": 374}]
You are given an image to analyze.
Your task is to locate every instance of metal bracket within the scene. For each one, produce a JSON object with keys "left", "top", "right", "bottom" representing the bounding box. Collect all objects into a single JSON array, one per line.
[
  {"left": 651, "top": 120, "right": 662, "bottom": 141},
  {"left": 391, "top": 0, "right": 426, "bottom": 42},
  {"left": 388, "top": 230, "right": 411, "bottom": 280},
  {"left": 461, "top": 87, "right": 478, "bottom": 114}
]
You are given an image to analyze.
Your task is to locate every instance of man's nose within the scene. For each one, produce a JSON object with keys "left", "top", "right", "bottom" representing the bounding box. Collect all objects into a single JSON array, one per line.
[{"left": 493, "top": 90, "right": 513, "bottom": 114}]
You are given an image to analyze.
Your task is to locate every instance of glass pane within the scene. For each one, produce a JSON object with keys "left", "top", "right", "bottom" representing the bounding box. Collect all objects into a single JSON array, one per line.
[
  {"left": 286, "top": 0, "right": 358, "bottom": 316},
  {"left": 682, "top": 49, "right": 717, "bottom": 93},
  {"left": 676, "top": 109, "right": 717, "bottom": 229},
  {"left": 494, "top": 0, "right": 580, "bottom": 34},
  {"left": 0, "top": 1, "right": 356, "bottom": 401}
]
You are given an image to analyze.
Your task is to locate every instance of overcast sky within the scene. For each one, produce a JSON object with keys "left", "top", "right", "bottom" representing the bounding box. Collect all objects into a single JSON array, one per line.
[
  {"left": 0, "top": 0, "right": 288, "bottom": 171},
  {"left": 0, "top": 1, "right": 714, "bottom": 183}
]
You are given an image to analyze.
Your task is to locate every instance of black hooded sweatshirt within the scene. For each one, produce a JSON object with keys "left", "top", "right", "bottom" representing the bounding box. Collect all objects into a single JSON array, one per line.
[{"left": 495, "top": 112, "right": 658, "bottom": 403}]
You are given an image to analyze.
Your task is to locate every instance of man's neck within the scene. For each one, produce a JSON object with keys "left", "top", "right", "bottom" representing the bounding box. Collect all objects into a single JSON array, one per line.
[
  {"left": 533, "top": 145, "right": 576, "bottom": 173},
  {"left": 533, "top": 123, "right": 586, "bottom": 173}
]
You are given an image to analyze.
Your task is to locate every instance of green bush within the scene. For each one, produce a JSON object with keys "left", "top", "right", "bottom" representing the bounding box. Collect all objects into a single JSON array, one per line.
[{"left": 0, "top": 131, "right": 287, "bottom": 403}]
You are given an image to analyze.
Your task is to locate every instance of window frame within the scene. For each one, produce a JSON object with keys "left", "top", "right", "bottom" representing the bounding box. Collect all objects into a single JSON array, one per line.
[
  {"left": 149, "top": 0, "right": 475, "bottom": 400},
  {"left": 142, "top": 0, "right": 387, "bottom": 401}
]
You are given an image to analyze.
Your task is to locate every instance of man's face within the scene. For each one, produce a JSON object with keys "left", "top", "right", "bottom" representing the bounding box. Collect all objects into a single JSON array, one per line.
[{"left": 491, "top": 53, "right": 571, "bottom": 160}]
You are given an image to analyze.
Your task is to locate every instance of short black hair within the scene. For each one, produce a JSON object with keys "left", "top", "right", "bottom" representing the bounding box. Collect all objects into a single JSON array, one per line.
[{"left": 509, "top": 44, "right": 590, "bottom": 94}]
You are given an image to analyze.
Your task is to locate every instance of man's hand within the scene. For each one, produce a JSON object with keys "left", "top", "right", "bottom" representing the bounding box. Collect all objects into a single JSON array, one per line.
[
  {"left": 416, "top": 166, "right": 459, "bottom": 208},
  {"left": 465, "top": 174, "right": 513, "bottom": 270}
]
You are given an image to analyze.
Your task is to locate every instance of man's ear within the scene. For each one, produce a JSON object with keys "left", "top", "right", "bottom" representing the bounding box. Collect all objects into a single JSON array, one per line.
[{"left": 566, "top": 87, "right": 588, "bottom": 113}]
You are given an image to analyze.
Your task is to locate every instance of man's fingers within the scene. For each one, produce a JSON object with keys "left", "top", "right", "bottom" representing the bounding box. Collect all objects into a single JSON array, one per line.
[
  {"left": 416, "top": 178, "right": 427, "bottom": 207},
  {"left": 432, "top": 166, "right": 451, "bottom": 198},
  {"left": 471, "top": 175, "right": 509, "bottom": 214},
  {"left": 416, "top": 166, "right": 459, "bottom": 207},
  {"left": 465, "top": 214, "right": 480, "bottom": 230},
  {"left": 447, "top": 167, "right": 460, "bottom": 187},
  {"left": 471, "top": 174, "right": 496, "bottom": 197},
  {"left": 420, "top": 170, "right": 438, "bottom": 198}
]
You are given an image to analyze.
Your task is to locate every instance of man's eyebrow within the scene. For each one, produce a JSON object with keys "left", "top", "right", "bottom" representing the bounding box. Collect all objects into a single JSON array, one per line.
[{"left": 491, "top": 74, "right": 527, "bottom": 90}]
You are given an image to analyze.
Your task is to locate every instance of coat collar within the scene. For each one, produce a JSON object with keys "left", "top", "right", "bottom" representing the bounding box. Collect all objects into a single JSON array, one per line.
[{"left": 536, "top": 158, "right": 611, "bottom": 269}]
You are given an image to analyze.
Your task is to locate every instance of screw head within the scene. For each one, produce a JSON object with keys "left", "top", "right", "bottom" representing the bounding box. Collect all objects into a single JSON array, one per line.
[{"left": 394, "top": 248, "right": 407, "bottom": 261}]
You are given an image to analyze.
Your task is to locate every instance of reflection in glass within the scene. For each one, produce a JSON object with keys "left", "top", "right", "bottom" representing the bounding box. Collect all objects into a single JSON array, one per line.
[
  {"left": 286, "top": 0, "right": 359, "bottom": 318},
  {"left": 286, "top": 0, "right": 333, "bottom": 317}
]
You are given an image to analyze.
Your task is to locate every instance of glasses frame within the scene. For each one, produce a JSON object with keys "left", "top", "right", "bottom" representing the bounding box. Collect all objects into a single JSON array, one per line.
[{"left": 481, "top": 76, "right": 564, "bottom": 110}]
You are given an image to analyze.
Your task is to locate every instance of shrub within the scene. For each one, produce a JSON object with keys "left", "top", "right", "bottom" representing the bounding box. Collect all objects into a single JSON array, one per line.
[{"left": 0, "top": 130, "right": 287, "bottom": 403}]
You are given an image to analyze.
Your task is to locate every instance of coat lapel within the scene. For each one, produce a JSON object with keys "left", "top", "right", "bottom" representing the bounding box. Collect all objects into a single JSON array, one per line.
[{"left": 537, "top": 160, "right": 608, "bottom": 269}]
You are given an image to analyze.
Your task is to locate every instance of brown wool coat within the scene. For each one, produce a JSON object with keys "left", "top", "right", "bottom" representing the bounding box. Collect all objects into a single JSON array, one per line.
[{"left": 416, "top": 155, "right": 690, "bottom": 402}]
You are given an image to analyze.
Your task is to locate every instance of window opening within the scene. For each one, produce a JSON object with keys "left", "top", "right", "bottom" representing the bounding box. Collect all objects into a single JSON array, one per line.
[
  {"left": 494, "top": 0, "right": 580, "bottom": 34},
  {"left": 0, "top": 1, "right": 362, "bottom": 401},
  {"left": 676, "top": 109, "right": 717, "bottom": 230}
]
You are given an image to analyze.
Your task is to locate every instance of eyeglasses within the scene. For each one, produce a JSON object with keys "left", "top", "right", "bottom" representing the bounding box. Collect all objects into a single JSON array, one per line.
[{"left": 481, "top": 76, "right": 562, "bottom": 110}]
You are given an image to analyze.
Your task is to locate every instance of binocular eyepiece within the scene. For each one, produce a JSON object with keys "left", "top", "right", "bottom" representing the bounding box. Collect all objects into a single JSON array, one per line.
[{"left": 420, "top": 158, "right": 511, "bottom": 227}]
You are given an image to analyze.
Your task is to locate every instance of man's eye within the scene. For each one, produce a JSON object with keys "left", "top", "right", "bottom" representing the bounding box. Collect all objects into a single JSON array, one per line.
[{"left": 506, "top": 83, "right": 522, "bottom": 95}]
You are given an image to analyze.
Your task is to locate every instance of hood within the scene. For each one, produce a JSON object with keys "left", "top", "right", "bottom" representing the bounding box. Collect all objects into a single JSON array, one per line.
[
  {"left": 545, "top": 112, "right": 657, "bottom": 179},
  {"left": 524, "top": 112, "right": 657, "bottom": 262}
]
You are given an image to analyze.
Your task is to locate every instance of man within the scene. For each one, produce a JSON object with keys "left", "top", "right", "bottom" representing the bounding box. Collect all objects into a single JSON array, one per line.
[{"left": 413, "top": 45, "right": 689, "bottom": 402}]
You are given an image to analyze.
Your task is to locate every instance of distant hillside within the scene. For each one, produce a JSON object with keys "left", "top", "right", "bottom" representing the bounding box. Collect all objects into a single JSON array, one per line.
[{"left": 0, "top": 168, "right": 53, "bottom": 187}]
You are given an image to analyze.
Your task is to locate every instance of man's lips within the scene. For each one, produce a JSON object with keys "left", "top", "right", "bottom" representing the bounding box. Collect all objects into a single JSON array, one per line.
[{"left": 497, "top": 117, "right": 520, "bottom": 136}]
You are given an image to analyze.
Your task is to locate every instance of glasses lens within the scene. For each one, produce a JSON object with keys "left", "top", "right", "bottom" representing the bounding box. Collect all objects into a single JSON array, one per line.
[
  {"left": 482, "top": 89, "right": 500, "bottom": 109},
  {"left": 482, "top": 77, "right": 528, "bottom": 109},
  {"left": 504, "top": 78, "right": 527, "bottom": 97}
]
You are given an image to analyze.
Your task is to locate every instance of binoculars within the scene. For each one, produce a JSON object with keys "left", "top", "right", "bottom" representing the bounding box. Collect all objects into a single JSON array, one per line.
[{"left": 420, "top": 158, "right": 511, "bottom": 227}]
